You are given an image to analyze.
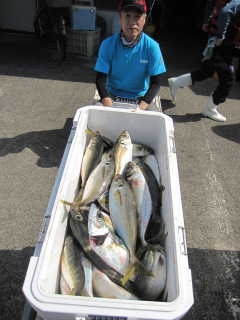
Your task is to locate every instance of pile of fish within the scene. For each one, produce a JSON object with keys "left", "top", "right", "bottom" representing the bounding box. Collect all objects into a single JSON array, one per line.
[{"left": 60, "top": 129, "right": 167, "bottom": 301}]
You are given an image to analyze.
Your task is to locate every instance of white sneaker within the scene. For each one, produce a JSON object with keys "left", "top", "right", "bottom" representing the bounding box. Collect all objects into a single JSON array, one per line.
[{"left": 202, "top": 96, "right": 226, "bottom": 122}]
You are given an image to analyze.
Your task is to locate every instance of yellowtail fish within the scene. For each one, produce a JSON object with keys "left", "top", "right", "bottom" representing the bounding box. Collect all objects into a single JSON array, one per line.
[
  {"left": 80, "top": 131, "right": 105, "bottom": 190},
  {"left": 77, "top": 150, "right": 115, "bottom": 207},
  {"left": 134, "top": 245, "right": 167, "bottom": 300},
  {"left": 109, "top": 174, "right": 137, "bottom": 262},
  {"left": 113, "top": 130, "right": 133, "bottom": 176},
  {"left": 60, "top": 234, "right": 85, "bottom": 295},
  {"left": 125, "top": 161, "right": 152, "bottom": 247}
]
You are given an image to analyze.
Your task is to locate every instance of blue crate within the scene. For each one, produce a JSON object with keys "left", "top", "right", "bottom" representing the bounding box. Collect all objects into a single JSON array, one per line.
[{"left": 71, "top": 5, "right": 96, "bottom": 30}]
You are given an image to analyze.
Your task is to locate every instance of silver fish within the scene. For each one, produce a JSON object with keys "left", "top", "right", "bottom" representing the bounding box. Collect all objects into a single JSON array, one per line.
[
  {"left": 136, "top": 160, "right": 166, "bottom": 246},
  {"left": 114, "top": 130, "right": 133, "bottom": 176},
  {"left": 109, "top": 174, "right": 137, "bottom": 262},
  {"left": 134, "top": 245, "right": 167, "bottom": 300},
  {"left": 143, "top": 154, "right": 161, "bottom": 185},
  {"left": 92, "top": 267, "right": 139, "bottom": 300},
  {"left": 97, "top": 190, "right": 109, "bottom": 213},
  {"left": 132, "top": 143, "right": 153, "bottom": 158},
  {"left": 69, "top": 207, "right": 135, "bottom": 291},
  {"left": 88, "top": 203, "right": 130, "bottom": 275},
  {"left": 79, "top": 252, "right": 93, "bottom": 297},
  {"left": 80, "top": 131, "right": 105, "bottom": 189},
  {"left": 77, "top": 150, "right": 115, "bottom": 206},
  {"left": 125, "top": 161, "right": 152, "bottom": 247},
  {"left": 60, "top": 234, "right": 85, "bottom": 295}
]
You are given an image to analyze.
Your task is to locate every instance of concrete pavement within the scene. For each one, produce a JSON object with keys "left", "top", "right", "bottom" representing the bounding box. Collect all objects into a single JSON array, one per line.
[{"left": 0, "top": 30, "right": 239, "bottom": 320}]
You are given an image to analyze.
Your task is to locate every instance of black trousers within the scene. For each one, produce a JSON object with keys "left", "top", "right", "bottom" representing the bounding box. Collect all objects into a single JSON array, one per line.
[
  {"left": 191, "top": 57, "right": 234, "bottom": 105},
  {"left": 234, "top": 48, "right": 240, "bottom": 81}
]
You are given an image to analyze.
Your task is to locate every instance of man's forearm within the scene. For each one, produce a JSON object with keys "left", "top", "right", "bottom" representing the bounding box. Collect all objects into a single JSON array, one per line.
[
  {"left": 96, "top": 72, "right": 110, "bottom": 100},
  {"left": 140, "top": 74, "right": 161, "bottom": 104}
]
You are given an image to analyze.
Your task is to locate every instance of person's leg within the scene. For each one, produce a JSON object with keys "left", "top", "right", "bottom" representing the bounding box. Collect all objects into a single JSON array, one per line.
[
  {"left": 168, "top": 73, "right": 192, "bottom": 102},
  {"left": 232, "top": 47, "right": 240, "bottom": 82},
  {"left": 236, "top": 61, "right": 240, "bottom": 82},
  {"left": 168, "top": 60, "right": 214, "bottom": 102},
  {"left": 202, "top": 63, "right": 234, "bottom": 121},
  {"left": 235, "top": 50, "right": 240, "bottom": 82}
]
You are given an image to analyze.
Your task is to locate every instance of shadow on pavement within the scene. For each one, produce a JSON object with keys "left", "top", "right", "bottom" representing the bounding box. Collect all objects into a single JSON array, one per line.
[
  {"left": 0, "top": 247, "right": 34, "bottom": 320},
  {"left": 161, "top": 99, "right": 205, "bottom": 123},
  {"left": 185, "top": 248, "right": 240, "bottom": 320},
  {"left": 212, "top": 123, "right": 240, "bottom": 144},
  {"left": 0, "top": 118, "right": 73, "bottom": 168},
  {"left": 170, "top": 113, "right": 203, "bottom": 123},
  {"left": 161, "top": 98, "right": 176, "bottom": 112}
]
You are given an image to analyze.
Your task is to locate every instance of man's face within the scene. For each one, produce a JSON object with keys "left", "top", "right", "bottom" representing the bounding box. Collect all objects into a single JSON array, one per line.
[{"left": 120, "top": 9, "right": 146, "bottom": 41}]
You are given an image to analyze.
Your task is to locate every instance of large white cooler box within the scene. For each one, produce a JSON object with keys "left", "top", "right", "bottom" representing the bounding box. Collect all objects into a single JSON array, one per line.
[{"left": 23, "top": 106, "right": 194, "bottom": 320}]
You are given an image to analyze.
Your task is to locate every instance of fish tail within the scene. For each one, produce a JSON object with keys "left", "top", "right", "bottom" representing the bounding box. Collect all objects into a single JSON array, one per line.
[
  {"left": 60, "top": 199, "right": 74, "bottom": 206},
  {"left": 60, "top": 198, "right": 83, "bottom": 210}
]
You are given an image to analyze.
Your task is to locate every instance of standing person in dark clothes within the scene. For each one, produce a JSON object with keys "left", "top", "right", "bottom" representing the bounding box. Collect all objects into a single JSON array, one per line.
[
  {"left": 216, "top": 0, "right": 240, "bottom": 81},
  {"left": 94, "top": 0, "right": 166, "bottom": 111},
  {"left": 202, "top": 0, "right": 231, "bottom": 35},
  {"left": 168, "top": 11, "right": 240, "bottom": 122},
  {"left": 201, "top": 0, "right": 231, "bottom": 60},
  {"left": 202, "top": 0, "right": 240, "bottom": 79}
]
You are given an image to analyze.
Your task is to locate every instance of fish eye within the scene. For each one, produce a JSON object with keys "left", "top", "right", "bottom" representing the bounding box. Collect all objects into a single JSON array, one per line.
[{"left": 75, "top": 214, "right": 83, "bottom": 221}]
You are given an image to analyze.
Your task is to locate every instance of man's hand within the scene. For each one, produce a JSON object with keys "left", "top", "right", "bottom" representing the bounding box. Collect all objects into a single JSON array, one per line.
[
  {"left": 101, "top": 97, "right": 113, "bottom": 107},
  {"left": 138, "top": 100, "right": 149, "bottom": 110},
  {"left": 132, "top": 100, "right": 149, "bottom": 112}
]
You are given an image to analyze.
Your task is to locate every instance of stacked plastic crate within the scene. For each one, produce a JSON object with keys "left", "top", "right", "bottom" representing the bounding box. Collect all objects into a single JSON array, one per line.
[{"left": 67, "top": 0, "right": 101, "bottom": 57}]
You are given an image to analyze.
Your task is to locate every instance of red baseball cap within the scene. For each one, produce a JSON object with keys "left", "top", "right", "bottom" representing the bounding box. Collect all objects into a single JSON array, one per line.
[{"left": 119, "top": 0, "right": 147, "bottom": 13}]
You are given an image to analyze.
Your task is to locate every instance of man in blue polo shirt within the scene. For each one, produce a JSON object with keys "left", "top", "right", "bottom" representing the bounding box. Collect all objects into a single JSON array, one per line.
[{"left": 94, "top": 0, "right": 166, "bottom": 110}]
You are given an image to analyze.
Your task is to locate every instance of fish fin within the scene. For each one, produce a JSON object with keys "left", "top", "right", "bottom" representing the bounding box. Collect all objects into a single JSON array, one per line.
[
  {"left": 60, "top": 196, "right": 86, "bottom": 212},
  {"left": 120, "top": 263, "right": 137, "bottom": 286},
  {"left": 60, "top": 199, "right": 74, "bottom": 206},
  {"left": 69, "top": 288, "right": 76, "bottom": 295},
  {"left": 85, "top": 128, "right": 98, "bottom": 137},
  {"left": 120, "top": 257, "right": 153, "bottom": 286}
]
